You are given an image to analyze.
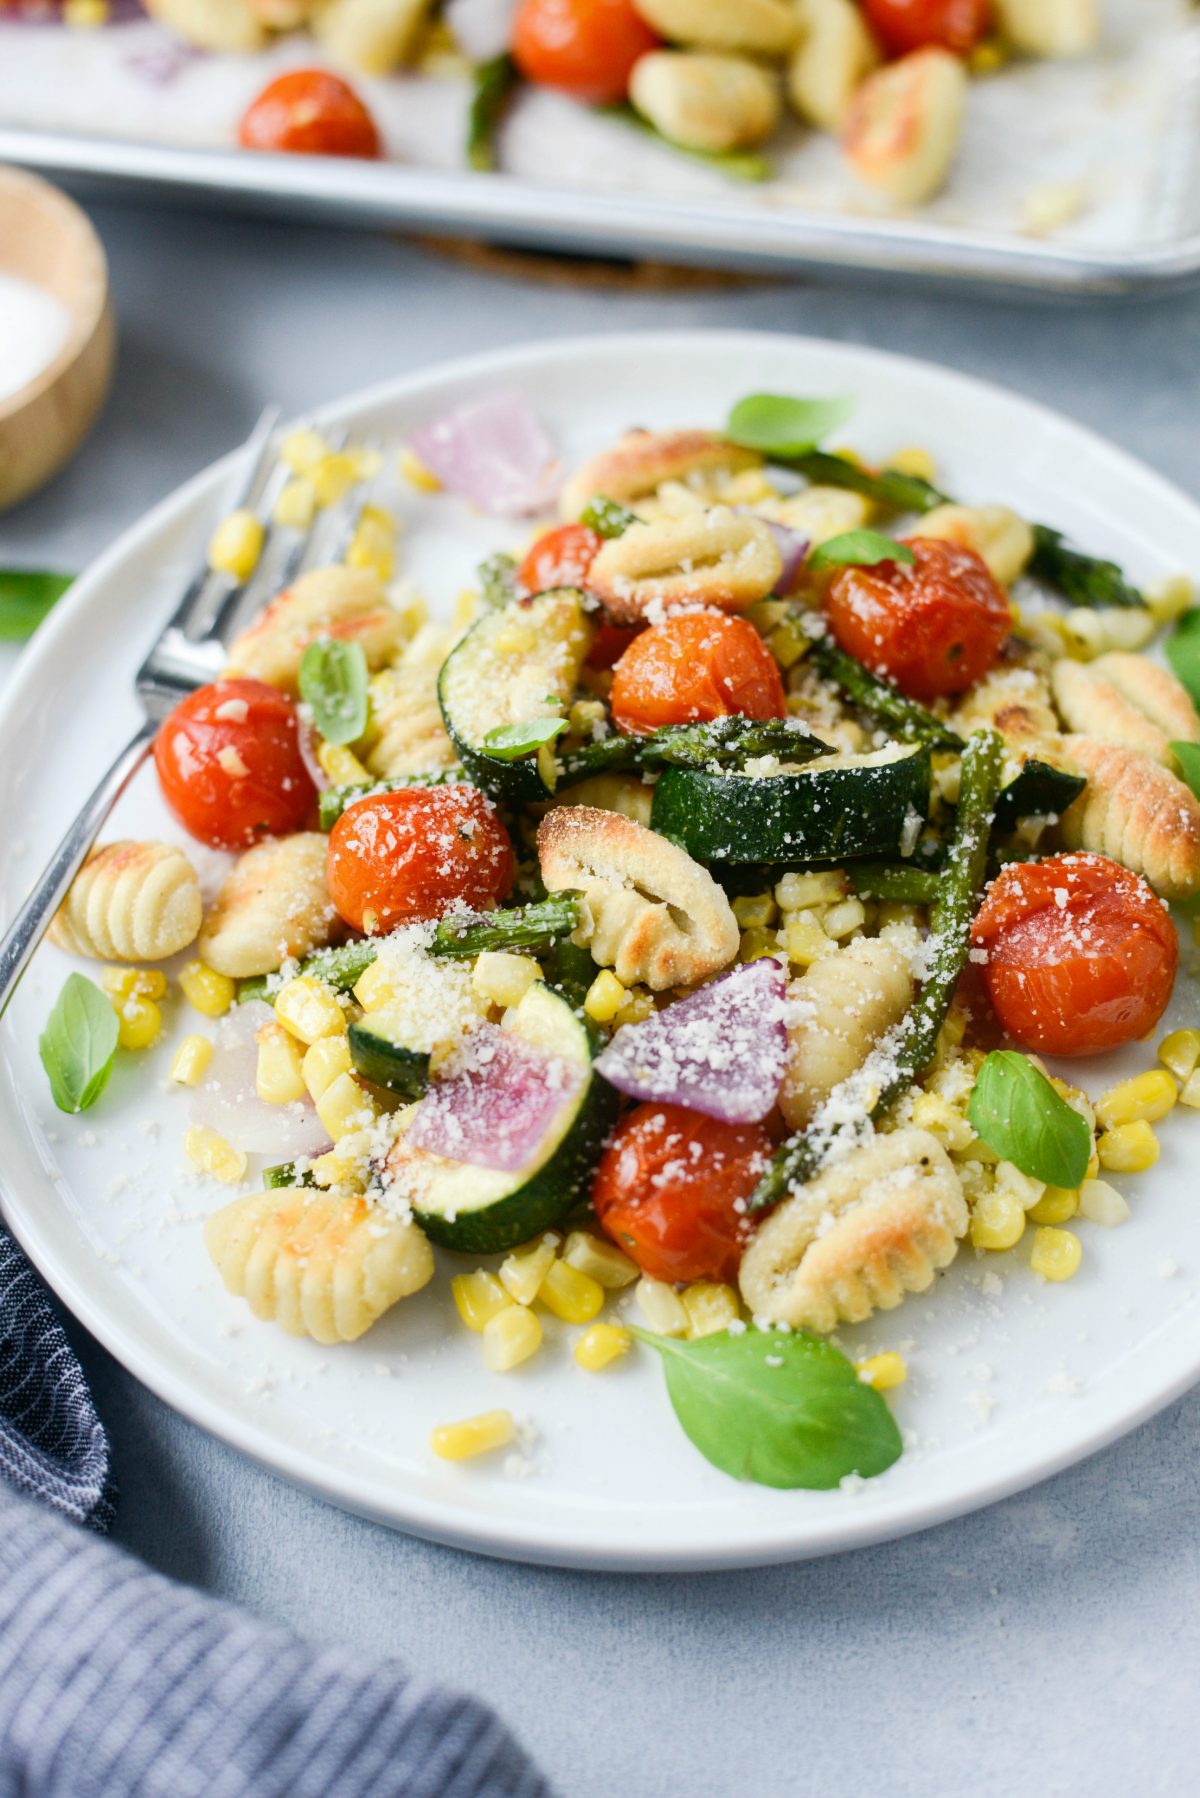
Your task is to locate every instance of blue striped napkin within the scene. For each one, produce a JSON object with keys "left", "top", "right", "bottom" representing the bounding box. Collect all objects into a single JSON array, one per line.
[{"left": 0, "top": 1225, "right": 551, "bottom": 1798}]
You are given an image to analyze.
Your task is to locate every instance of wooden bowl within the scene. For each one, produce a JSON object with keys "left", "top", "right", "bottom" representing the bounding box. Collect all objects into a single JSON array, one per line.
[{"left": 0, "top": 167, "right": 116, "bottom": 512}]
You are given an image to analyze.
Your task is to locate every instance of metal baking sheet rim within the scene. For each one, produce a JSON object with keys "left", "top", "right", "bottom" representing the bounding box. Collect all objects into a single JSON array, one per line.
[{"left": 5, "top": 125, "right": 1200, "bottom": 295}]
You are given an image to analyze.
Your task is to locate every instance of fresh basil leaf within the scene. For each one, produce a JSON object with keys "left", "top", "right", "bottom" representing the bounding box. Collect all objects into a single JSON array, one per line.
[
  {"left": 580, "top": 495, "right": 640, "bottom": 539},
  {"left": 966, "top": 1050, "right": 1091, "bottom": 1189},
  {"left": 477, "top": 551, "right": 518, "bottom": 609},
  {"left": 299, "top": 638, "right": 369, "bottom": 746},
  {"left": 39, "top": 973, "right": 119, "bottom": 1115},
  {"left": 726, "top": 392, "right": 856, "bottom": 458},
  {"left": 808, "top": 530, "right": 916, "bottom": 574},
  {"left": 0, "top": 569, "right": 73, "bottom": 641},
  {"left": 1166, "top": 610, "right": 1200, "bottom": 709},
  {"left": 482, "top": 717, "right": 568, "bottom": 761},
  {"left": 1171, "top": 741, "right": 1200, "bottom": 801},
  {"left": 630, "top": 1326, "right": 902, "bottom": 1490}
]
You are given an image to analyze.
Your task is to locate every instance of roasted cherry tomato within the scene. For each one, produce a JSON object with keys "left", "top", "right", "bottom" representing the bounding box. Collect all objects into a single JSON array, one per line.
[
  {"left": 825, "top": 536, "right": 1011, "bottom": 702},
  {"left": 154, "top": 678, "right": 316, "bottom": 851},
  {"left": 971, "top": 853, "right": 1178, "bottom": 1058},
  {"left": 517, "top": 523, "right": 603, "bottom": 595},
  {"left": 592, "top": 1102, "right": 768, "bottom": 1283},
  {"left": 327, "top": 785, "right": 514, "bottom": 934},
  {"left": 512, "top": 0, "right": 660, "bottom": 104},
  {"left": 586, "top": 620, "right": 645, "bottom": 670},
  {"left": 238, "top": 70, "right": 381, "bottom": 159},
  {"left": 863, "top": 0, "right": 990, "bottom": 57},
  {"left": 610, "top": 612, "right": 787, "bottom": 735}
]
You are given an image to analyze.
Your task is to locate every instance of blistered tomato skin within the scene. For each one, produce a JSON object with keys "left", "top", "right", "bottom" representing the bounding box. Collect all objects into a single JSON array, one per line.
[
  {"left": 610, "top": 612, "right": 787, "bottom": 735},
  {"left": 327, "top": 785, "right": 515, "bottom": 935},
  {"left": 592, "top": 1101, "right": 769, "bottom": 1283},
  {"left": 517, "top": 524, "right": 603, "bottom": 595},
  {"left": 238, "top": 70, "right": 381, "bottom": 159},
  {"left": 154, "top": 679, "right": 317, "bottom": 850},
  {"left": 512, "top": 0, "right": 660, "bottom": 105},
  {"left": 825, "top": 536, "right": 1011, "bottom": 702},
  {"left": 971, "top": 852, "right": 1178, "bottom": 1058},
  {"left": 863, "top": 0, "right": 990, "bottom": 57}
]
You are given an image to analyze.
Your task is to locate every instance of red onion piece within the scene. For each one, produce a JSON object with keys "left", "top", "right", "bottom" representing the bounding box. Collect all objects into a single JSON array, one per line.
[
  {"left": 297, "top": 719, "right": 331, "bottom": 793},
  {"left": 409, "top": 392, "right": 560, "bottom": 518},
  {"left": 445, "top": 0, "right": 516, "bottom": 60},
  {"left": 408, "top": 1023, "right": 583, "bottom": 1172},
  {"left": 595, "top": 958, "right": 789, "bottom": 1124},
  {"left": 762, "top": 520, "right": 810, "bottom": 595},
  {"left": 190, "top": 1001, "right": 330, "bottom": 1159}
]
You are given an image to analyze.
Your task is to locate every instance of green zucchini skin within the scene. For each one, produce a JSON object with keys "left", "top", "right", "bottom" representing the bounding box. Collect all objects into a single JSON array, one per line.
[
  {"left": 437, "top": 587, "right": 591, "bottom": 804},
  {"left": 993, "top": 759, "right": 1086, "bottom": 833},
  {"left": 650, "top": 746, "right": 932, "bottom": 864},
  {"left": 391, "top": 984, "right": 617, "bottom": 1256},
  {"left": 348, "top": 1017, "right": 431, "bottom": 1100}
]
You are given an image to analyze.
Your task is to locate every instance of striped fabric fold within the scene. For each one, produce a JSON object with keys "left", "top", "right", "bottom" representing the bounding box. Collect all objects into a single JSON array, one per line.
[{"left": 0, "top": 1225, "right": 552, "bottom": 1797}]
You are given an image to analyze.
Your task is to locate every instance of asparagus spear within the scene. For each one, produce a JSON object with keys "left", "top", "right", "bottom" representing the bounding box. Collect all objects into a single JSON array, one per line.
[
  {"left": 599, "top": 103, "right": 772, "bottom": 183},
  {"left": 0, "top": 569, "right": 73, "bottom": 641},
  {"left": 847, "top": 864, "right": 941, "bottom": 905},
  {"left": 467, "top": 53, "right": 519, "bottom": 173},
  {"left": 788, "top": 450, "right": 1145, "bottom": 610},
  {"left": 558, "top": 715, "right": 827, "bottom": 786},
  {"left": 236, "top": 896, "right": 583, "bottom": 1005},
  {"left": 319, "top": 768, "right": 464, "bottom": 831},
  {"left": 807, "top": 636, "right": 965, "bottom": 751},
  {"left": 579, "top": 495, "right": 641, "bottom": 538},
  {"left": 746, "top": 729, "right": 1003, "bottom": 1214}
]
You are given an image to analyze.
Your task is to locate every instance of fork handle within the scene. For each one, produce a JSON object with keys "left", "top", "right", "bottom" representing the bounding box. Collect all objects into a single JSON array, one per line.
[{"left": 0, "top": 719, "right": 160, "bottom": 1021}]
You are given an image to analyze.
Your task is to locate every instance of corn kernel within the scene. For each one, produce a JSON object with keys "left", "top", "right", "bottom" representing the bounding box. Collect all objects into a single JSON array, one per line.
[
  {"left": 539, "top": 1260, "right": 605, "bottom": 1324},
  {"left": 857, "top": 1351, "right": 908, "bottom": 1391},
  {"left": 309, "top": 1149, "right": 368, "bottom": 1192},
  {"left": 1097, "top": 1120, "right": 1160, "bottom": 1174},
  {"left": 568, "top": 698, "right": 607, "bottom": 737},
  {"left": 169, "top": 1034, "right": 212, "bottom": 1087},
  {"left": 574, "top": 1322, "right": 632, "bottom": 1372},
  {"left": 738, "top": 926, "right": 779, "bottom": 963},
  {"left": 208, "top": 508, "right": 264, "bottom": 583},
  {"left": 1180, "top": 1069, "right": 1200, "bottom": 1110},
  {"left": 1077, "top": 1178, "right": 1130, "bottom": 1228},
  {"left": 782, "top": 913, "right": 833, "bottom": 968},
  {"left": 1146, "top": 573, "right": 1194, "bottom": 625},
  {"left": 302, "top": 1034, "right": 352, "bottom": 1104},
  {"left": 311, "top": 451, "right": 360, "bottom": 508},
  {"left": 889, "top": 445, "right": 938, "bottom": 482},
  {"left": 318, "top": 742, "right": 370, "bottom": 785},
  {"left": 499, "top": 1235, "right": 558, "bottom": 1307},
  {"left": 775, "top": 871, "right": 846, "bottom": 911},
  {"left": 1027, "top": 1184, "right": 1079, "bottom": 1225},
  {"left": 481, "top": 1304, "right": 542, "bottom": 1372},
  {"left": 179, "top": 961, "right": 235, "bottom": 1019},
  {"left": 1096, "top": 1070, "right": 1178, "bottom": 1131},
  {"left": 823, "top": 897, "right": 867, "bottom": 940},
  {"left": 398, "top": 445, "right": 442, "bottom": 493},
  {"left": 994, "top": 1160, "right": 1046, "bottom": 1211},
  {"left": 431, "top": 1409, "right": 515, "bottom": 1460},
  {"left": 561, "top": 1230, "right": 638, "bottom": 1289},
  {"left": 968, "top": 35, "right": 1009, "bottom": 75},
  {"left": 452, "top": 1270, "right": 513, "bottom": 1333},
  {"left": 184, "top": 1124, "right": 246, "bottom": 1185},
  {"left": 1159, "top": 1029, "right": 1200, "bottom": 1083},
  {"left": 636, "top": 1277, "right": 689, "bottom": 1337},
  {"left": 274, "top": 976, "right": 346, "bottom": 1045},
  {"left": 347, "top": 505, "right": 397, "bottom": 583},
  {"left": 910, "top": 1090, "right": 976, "bottom": 1154},
  {"left": 681, "top": 1281, "right": 741, "bottom": 1338},
  {"left": 970, "top": 1191, "right": 1026, "bottom": 1251},
  {"left": 767, "top": 617, "right": 809, "bottom": 669},
  {"left": 100, "top": 966, "right": 166, "bottom": 1003},
  {"left": 115, "top": 995, "right": 161, "bottom": 1050},
  {"left": 273, "top": 477, "right": 317, "bottom": 531},
  {"left": 732, "top": 892, "right": 778, "bottom": 930},
  {"left": 1030, "top": 1226, "right": 1082, "bottom": 1282},
  {"left": 584, "top": 969, "right": 627, "bottom": 1024},
  {"left": 316, "top": 1071, "right": 375, "bottom": 1142},
  {"left": 64, "top": 0, "right": 109, "bottom": 27},
  {"left": 472, "top": 951, "right": 540, "bottom": 1009},
  {"left": 255, "top": 1022, "right": 307, "bottom": 1106},
  {"left": 615, "top": 987, "right": 655, "bottom": 1026},
  {"left": 281, "top": 427, "right": 329, "bottom": 474},
  {"left": 351, "top": 961, "right": 399, "bottom": 1011}
]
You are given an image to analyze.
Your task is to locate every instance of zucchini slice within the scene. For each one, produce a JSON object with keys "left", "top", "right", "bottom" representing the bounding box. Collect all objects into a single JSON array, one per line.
[
  {"left": 381, "top": 982, "right": 616, "bottom": 1255},
  {"left": 650, "top": 743, "right": 933, "bottom": 864},
  {"left": 437, "top": 588, "right": 593, "bottom": 802},
  {"left": 993, "top": 758, "right": 1086, "bottom": 833},
  {"left": 348, "top": 1007, "right": 433, "bottom": 1099}
]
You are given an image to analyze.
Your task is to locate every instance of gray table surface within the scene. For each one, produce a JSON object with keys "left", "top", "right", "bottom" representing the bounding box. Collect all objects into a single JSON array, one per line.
[{"left": 3, "top": 204, "right": 1199, "bottom": 1798}]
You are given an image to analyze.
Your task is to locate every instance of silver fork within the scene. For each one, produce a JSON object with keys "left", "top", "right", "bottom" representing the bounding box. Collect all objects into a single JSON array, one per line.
[{"left": 0, "top": 409, "right": 370, "bottom": 1019}]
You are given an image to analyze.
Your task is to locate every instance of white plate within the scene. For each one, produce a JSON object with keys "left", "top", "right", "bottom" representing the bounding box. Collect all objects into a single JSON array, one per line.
[{"left": 3, "top": 330, "right": 1199, "bottom": 1572}]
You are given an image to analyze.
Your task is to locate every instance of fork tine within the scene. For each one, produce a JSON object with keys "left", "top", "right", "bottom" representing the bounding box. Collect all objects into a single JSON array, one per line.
[{"left": 163, "top": 405, "right": 281, "bottom": 647}]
